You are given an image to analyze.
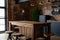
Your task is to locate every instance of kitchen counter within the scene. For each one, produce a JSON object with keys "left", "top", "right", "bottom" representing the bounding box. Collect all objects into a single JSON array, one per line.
[{"left": 47, "top": 20, "right": 60, "bottom": 22}]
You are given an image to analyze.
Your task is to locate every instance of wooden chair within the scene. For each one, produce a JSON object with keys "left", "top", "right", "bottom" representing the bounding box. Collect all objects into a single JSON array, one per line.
[
  {"left": 5, "top": 31, "right": 13, "bottom": 40},
  {"left": 12, "top": 33, "right": 24, "bottom": 40}
]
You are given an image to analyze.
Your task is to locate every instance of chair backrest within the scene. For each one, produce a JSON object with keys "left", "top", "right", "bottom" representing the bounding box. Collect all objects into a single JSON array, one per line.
[{"left": 12, "top": 25, "right": 19, "bottom": 33}]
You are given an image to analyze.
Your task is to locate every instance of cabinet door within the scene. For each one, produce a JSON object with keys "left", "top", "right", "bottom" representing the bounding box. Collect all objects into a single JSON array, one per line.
[
  {"left": 34, "top": 24, "right": 44, "bottom": 38},
  {"left": 25, "top": 24, "right": 33, "bottom": 40},
  {"left": 26, "top": 27, "right": 33, "bottom": 37},
  {"left": 51, "top": 22, "right": 60, "bottom": 36},
  {"left": 21, "top": 27, "right": 26, "bottom": 35}
]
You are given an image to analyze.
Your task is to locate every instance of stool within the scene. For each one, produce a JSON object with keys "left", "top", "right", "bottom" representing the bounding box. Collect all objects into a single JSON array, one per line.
[
  {"left": 12, "top": 33, "right": 24, "bottom": 40},
  {"left": 5, "top": 31, "right": 13, "bottom": 40},
  {"left": 44, "top": 32, "right": 55, "bottom": 37},
  {"left": 44, "top": 32, "right": 55, "bottom": 40}
]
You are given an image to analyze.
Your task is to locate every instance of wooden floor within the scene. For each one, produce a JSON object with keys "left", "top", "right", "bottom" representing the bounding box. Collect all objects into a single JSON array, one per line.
[{"left": 0, "top": 33, "right": 60, "bottom": 40}]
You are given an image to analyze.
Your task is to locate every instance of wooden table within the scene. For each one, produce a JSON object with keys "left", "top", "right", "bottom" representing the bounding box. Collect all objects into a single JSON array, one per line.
[{"left": 8, "top": 21, "right": 51, "bottom": 40}]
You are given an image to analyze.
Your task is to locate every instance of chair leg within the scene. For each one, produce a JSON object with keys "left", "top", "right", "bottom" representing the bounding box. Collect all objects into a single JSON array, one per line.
[
  {"left": 16, "top": 36, "right": 20, "bottom": 40},
  {"left": 7, "top": 34, "right": 12, "bottom": 40}
]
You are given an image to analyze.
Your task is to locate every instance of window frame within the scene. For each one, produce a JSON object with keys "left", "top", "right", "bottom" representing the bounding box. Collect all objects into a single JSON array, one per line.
[{"left": 0, "top": 0, "right": 7, "bottom": 32}]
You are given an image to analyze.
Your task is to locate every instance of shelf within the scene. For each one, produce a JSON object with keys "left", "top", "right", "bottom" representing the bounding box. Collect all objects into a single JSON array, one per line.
[
  {"left": 51, "top": 0, "right": 60, "bottom": 15},
  {"left": 51, "top": 1, "right": 60, "bottom": 3},
  {"left": 49, "top": 0, "right": 60, "bottom": 3}
]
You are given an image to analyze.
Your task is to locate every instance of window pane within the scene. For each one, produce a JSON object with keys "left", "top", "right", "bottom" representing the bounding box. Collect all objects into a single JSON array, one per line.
[
  {"left": 0, "top": 19, "right": 5, "bottom": 25},
  {"left": 0, "top": 8, "right": 5, "bottom": 18},
  {"left": 0, "top": 0, "right": 5, "bottom": 7},
  {"left": 0, "top": 25, "right": 5, "bottom": 31}
]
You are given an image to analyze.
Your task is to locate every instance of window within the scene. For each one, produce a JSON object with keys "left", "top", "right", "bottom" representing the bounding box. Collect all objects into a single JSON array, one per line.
[
  {"left": 0, "top": 0, "right": 6, "bottom": 31},
  {"left": 0, "top": 0, "right": 5, "bottom": 7}
]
